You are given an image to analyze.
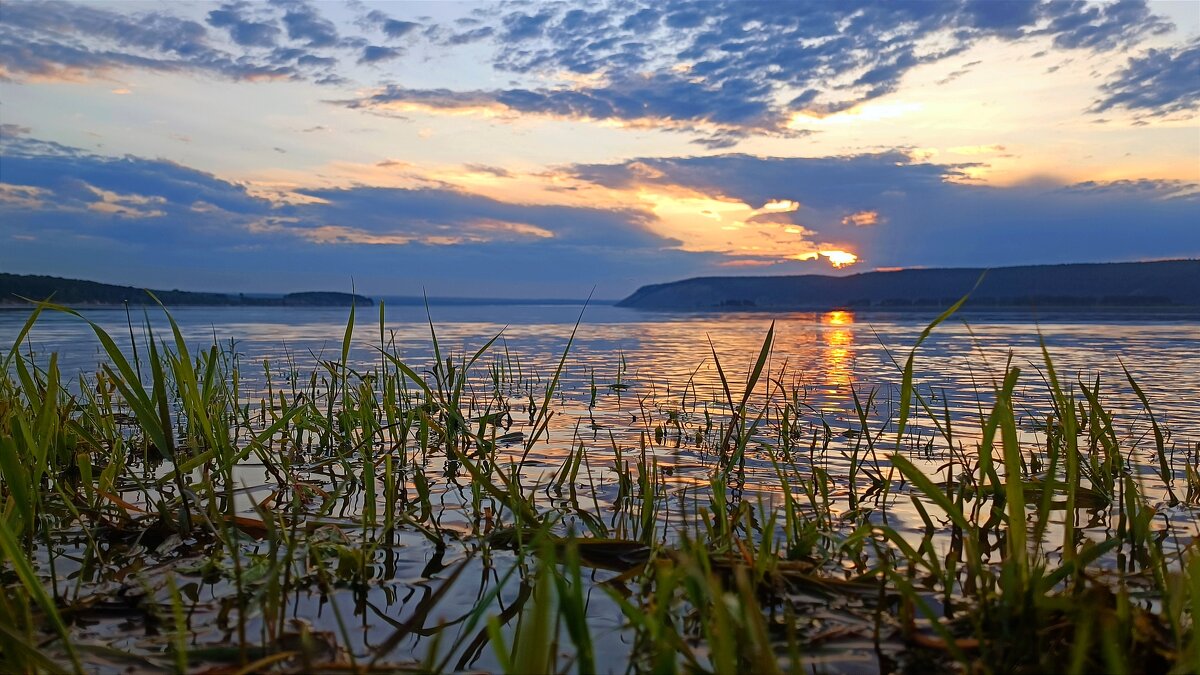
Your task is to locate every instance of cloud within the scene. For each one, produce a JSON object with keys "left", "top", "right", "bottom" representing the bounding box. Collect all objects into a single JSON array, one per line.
[
  {"left": 1092, "top": 38, "right": 1200, "bottom": 117},
  {"left": 362, "top": 10, "right": 420, "bottom": 39},
  {"left": 2, "top": 134, "right": 1196, "bottom": 295},
  {"left": 500, "top": 10, "right": 557, "bottom": 42},
  {"left": 355, "top": 0, "right": 1177, "bottom": 147},
  {"left": 1, "top": 134, "right": 268, "bottom": 218},
  {"left": 562, "top": 152, "right": 1200, "bottom": 268},
  {"left": 274, "top": 0, "right": 339, "bottom": 48},
  {"left": 842, "top": 210, "right": 881, "bottom": 227},
  {"left": 258, "top": 218, "right": 553, "bottom": 246},
  {"left": 1042, "top": 0, "right": 1171, "bottom": 50},
  {"left": 1059, "top": 178, "right": 1199, "bottom": 198},
  {"left": 2, "top": 0, "right": 1186, "bottom": 147},
  {"left": 279, "top": 185, "right": 668, "bottom": 250},
  {"left": 86, "top": 185, "right": 167, "bottom": 218},
  {"left": 0, "top": 123, "right": 32, "bottom": 138},
  {"left": 0, "top": 0, "right": 361, "bottom": 84},
  {"left": 336, "top": 76, "right": 804, "bottom": 148},
  {"left": 0, "top": 184, "right": 50, "bottom": 209},
  {"left": 359, "top": 45, "right": 402, "bottom": 65},
  {"left": 568, "top": 152, "right": 957, "bottom": 207},
  {"left": 0, "top": 135, "right": 698, "bottom": 295},
  {"left": 207, "top": 2, "right": 280, "bottom": 48},
  {"left": 0, "top": 133, "right": 667, "bottom": 253}
]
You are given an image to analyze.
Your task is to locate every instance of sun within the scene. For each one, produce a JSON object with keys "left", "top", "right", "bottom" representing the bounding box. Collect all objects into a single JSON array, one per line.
[{"left": 822, "top": 250, "right": 858, "bottom": 268}]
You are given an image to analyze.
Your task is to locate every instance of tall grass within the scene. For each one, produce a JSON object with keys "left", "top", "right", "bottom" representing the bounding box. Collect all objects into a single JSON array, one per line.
[{"left": 0, "top": 295, "right": 1195, "bottom": 673}]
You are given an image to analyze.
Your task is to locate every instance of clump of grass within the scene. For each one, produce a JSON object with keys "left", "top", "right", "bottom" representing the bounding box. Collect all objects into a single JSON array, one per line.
[{"left": 0, "top": 292, "right": 1196, "bottom": 674}]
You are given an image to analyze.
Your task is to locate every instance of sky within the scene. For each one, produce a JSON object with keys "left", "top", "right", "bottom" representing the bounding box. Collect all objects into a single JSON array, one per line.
[{"left": 1, "top": 0, "right": 1198, "bottom": 299}]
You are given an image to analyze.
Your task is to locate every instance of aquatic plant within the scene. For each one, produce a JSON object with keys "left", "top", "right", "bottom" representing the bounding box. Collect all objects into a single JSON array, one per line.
[{"left": 0, "top": 295, "right": 1196, "bottom": 673}]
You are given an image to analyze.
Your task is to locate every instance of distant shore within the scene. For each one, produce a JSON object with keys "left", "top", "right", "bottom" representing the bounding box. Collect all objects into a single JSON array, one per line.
[
  {"left": 1, "top": 273, "right": 375, "bottom": 308},
  {"left": 618, "top": 260, "right": 1200, "bottom": 312}
]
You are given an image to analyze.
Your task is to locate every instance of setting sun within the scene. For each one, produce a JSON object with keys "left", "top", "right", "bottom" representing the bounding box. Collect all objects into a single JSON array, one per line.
[{"left": 822, "top": 250, "right": 859, "bottom": 268}]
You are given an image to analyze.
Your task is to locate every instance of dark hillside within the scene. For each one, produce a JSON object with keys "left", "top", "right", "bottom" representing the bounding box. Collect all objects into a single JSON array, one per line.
[
  {"left": 0, "top": 274, "right": 372, "bottom": 307},
  {"left": 617, "top": 260, "right": 1200, "bottom": 311}
]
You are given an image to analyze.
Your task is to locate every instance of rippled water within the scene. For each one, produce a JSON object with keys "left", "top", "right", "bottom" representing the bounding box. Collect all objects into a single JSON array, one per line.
[
  {"left": 7, "top": 303, "right": 1200, "bottom": 533},
  {"left": 9, "top": 302, "right": 1199, "bottom": 551},
  {"left": 8, "top": 302, "right": 1198, "bottom": 447},
  {"left": 4, "top": 303, "right": 1199, "bottom": 671}
]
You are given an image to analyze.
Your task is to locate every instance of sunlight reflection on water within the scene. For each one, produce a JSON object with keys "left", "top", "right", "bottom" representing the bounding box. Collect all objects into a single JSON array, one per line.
[
  {"left": 6, "top": 303, "right": 1198, "bottom": 506},
  {"left": 4, "top": 303, "right": 1198, "bottom": 451}
]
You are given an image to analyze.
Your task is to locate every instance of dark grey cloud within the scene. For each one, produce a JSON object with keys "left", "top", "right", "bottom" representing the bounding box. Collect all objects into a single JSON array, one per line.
[
  {"left": 337, "top": 74, "right": 801, "bottom": 148},
  {"left": 207, "top": 2, "right": 280, "bottom": 48},
  {"left": 363, "top": 10, "right": 420, "bottom": 39},
  {"left": 1058, "top": 178, "right": 1198, "bottom": 198},
  {"left": 0, "top": 1, "right": 205, "bottom": 76},
  {"left": 1042, "top": 0, "right": 1171, "bottom": 50},
  {"left": 0, "top": 134, "right": 269, "bottom": 219},
  {"left": 961, "top": 0, "right": 1040, "bottom": 34},
  {"left": 0, "top": 133, "right": 665, "bottom": 249},
  {"left": 564, "top": 152, "right": 1200, "bottom": 268},
  {"left": 375, "top": 0, "right": 1180, "bottom": 146},
  {"left": 273, "top": 0, "right": 340, "bottom": 48},
  {"left": 1092, "top": 38, "right": 1200, "bottom": 117},
  {"left": 569, "top": 153, "right": 959, "bottom": 207},
  {"left": 1, "top": 135, "right": 1196, "bottom": 294},
  {"left": 359, "top": 45, "right": 402, "bottom": 65},
  {"left": 0, "top": 0, "right": 335, "bottom": 82},
  {"left": 0, "top": 0, "right": 396, "bottom": 85},
  {"left": 500, "top": 10, "right": 557, "bottom": 42},
  {"left": 3, "top": 0, "right": 1183, "bottom": 145},
  {"left": 443, "top": 26, "right": 495, "bottom": 46},
  {"left": 0, "top": 135, "right": 691, "bottom": 295}
]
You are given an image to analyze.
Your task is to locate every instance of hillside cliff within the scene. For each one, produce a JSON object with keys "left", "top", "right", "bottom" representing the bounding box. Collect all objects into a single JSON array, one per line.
[{"left": 617, "top": 260, "right": 1200, "bottom": 311}]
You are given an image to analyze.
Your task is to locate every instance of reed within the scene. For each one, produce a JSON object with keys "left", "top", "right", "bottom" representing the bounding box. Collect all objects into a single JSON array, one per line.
[{"left": 0, "top": 295, "right": 1195, "bottom": 673}]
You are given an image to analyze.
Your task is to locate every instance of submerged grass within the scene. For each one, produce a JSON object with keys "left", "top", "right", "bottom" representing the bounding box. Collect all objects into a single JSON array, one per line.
[{"left": 0, "top": 295, "right": 1197, "bottom": 674}]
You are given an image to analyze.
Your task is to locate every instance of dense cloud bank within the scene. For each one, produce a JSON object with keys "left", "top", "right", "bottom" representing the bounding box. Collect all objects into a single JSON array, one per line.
[
  {"left": 2, "top": 132, "right": 1196, "bottom": 294},
  {"left": 1, "top": 0, "right": 1195, "bottom": 148}
]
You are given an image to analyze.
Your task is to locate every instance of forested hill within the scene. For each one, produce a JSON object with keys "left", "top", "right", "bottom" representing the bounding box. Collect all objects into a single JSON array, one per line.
[
  {"left": 617, "top": 260, "right": 1200, "bottom": 311},
  {"left": 0, "top": 274, "right": 373, "bottom": 307}
]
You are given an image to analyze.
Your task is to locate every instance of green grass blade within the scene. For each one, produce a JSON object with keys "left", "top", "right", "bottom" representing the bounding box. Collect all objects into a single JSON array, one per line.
[
  {"left": 895, "top": 274, "right": 983, "bottom": 449},
  {"left": 1119, "top": 357, "right": 1177, "bottom": 504}
]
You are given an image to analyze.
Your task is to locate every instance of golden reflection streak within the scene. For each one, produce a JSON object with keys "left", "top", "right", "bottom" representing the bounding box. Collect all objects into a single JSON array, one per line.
[{"left": 821, "top": 310, "right": 855, "bottom": 388}]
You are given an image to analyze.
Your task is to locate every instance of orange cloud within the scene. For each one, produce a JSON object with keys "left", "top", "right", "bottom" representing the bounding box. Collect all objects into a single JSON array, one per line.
[
  {"left": 239, "top": 159, "right": 860, "bottom": 269},
  {"left": 841, "top": 210, "right": 880, "bottom": 226},
  {"left": 718, "top": 258, "right": 778, "bottom": 267},
  {"left": 761, "top": 199, "right": 800, "bottom": 212},
  {"left": 250, "top": 218, "right": 552, "bottom": 247},
  {"left": 86, "top": 185, "right": 166, "bottom": 218},
  {"left": 0, "top": 184, "right": 50, "bottom": 209}
]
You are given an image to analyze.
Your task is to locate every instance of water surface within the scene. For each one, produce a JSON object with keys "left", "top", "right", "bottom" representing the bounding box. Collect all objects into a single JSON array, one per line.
[{"left": 4, "top": 303, "right": 1198, "bottom": 671}]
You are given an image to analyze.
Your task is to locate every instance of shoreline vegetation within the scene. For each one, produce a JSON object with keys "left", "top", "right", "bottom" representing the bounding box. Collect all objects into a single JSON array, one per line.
[
  {"left": 618, "top": 259, "right": 1200, "bottom": 311},
  {"left": 0, "top": 274, "right": 373, "bottom": 308},
  {"left": 9, "top": 260, "right": 1200, "bottom": 315},
  {"left": 0, "top": 295, "right": 1197, "bottom": 673}
]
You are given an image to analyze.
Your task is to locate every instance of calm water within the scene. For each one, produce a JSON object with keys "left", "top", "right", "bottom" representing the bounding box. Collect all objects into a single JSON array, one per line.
[
  {"left": 4, "top": 303, "right": 1199, "bottom": 671},
  {"left": 8, "top": 301, "right": 1199, "bottom": 541},
  {"left": 6, "top": 302, "right": 1198, "bottom": 440},
  {"left": 5, "top": 302, "right": 1199, "bottom": 517}
]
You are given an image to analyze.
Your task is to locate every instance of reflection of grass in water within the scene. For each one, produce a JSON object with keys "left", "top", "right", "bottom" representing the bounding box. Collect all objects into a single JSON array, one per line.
[{"left": 1, "top": 293, "right": 1198, "bottom": 674}]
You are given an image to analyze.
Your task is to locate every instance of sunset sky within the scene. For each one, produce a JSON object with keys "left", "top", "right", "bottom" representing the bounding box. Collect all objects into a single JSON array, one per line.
[{"left": 1, "top": 0, "right": 1198, "bottom": 298}]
